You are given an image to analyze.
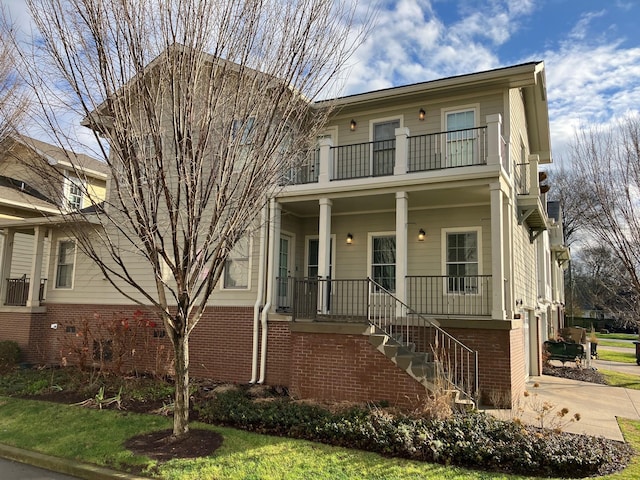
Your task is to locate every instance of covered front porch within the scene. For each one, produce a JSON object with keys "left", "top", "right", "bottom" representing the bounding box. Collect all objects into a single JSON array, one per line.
[{"left": 0, "top": 225, "right": 50, "bottom": 310}]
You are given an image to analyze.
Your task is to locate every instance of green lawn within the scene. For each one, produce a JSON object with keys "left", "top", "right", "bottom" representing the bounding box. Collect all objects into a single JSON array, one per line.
[
  {"left": 598, "top": 349, "right": 638, "bottom": 364},
  {"left": 598, "top": 340, "right": 635, "bottom": 349},
  {"left": 600, "top": 370, "right": 640, "bottom": 391},
  {"left": 597, "top": 333, "right": 639, "bottom": 341},
  {"left": 1, "top": 395, "right": 637, "bottom": 479}
]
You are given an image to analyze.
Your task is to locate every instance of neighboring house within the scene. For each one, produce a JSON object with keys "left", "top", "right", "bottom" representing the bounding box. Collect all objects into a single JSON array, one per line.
[
  {"left": 0, "top": 135, "right": 107, "bottom": 308},
  {"left": 0, "top": 62, "right": 569, "bottom": 407}
]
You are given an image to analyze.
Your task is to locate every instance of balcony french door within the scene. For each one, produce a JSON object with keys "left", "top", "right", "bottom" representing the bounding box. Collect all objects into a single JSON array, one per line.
[{"left": 446, "top": 110, "right": 476, "bottom": 167}]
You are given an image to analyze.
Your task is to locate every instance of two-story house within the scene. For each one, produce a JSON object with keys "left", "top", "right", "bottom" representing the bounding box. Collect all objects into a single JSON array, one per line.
[{"left": 0, "top": 61, "right": 567, "bottom": 407}]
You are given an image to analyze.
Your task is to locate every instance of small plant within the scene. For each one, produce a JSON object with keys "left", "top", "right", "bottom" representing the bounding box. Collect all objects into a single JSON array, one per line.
[{"left": 0, "top": 340, "right": 20, "bottom": 367}]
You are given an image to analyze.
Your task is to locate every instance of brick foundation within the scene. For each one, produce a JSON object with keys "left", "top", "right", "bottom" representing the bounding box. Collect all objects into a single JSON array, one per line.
[{"left": 0, "top": 304, "right": 528, "bottom": 408}]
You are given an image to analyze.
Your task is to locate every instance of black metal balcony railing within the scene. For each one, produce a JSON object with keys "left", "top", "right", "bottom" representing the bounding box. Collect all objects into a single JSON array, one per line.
[
  {"left": 332, "top": 139, "right": 396, "bottom": 180},
  {"left": 278, "top": 149, "right": 320, "bottom": 186},
  {"left": 406, "top": 275, "right": 492, "bottom": 316},
  {"left": 5, "top": 278, "right": 47, "bottom": 306},
  {"left": 408, "top": 127, "right": 487, "bottom": 173},
  {"left": 277, "top": 275, "right": 492, "bottom": 319}
]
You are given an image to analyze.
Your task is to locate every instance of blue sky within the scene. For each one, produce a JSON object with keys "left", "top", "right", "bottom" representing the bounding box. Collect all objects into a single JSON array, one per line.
[{"left": 4, "top": 0, "right": 640, "bottom": 162}]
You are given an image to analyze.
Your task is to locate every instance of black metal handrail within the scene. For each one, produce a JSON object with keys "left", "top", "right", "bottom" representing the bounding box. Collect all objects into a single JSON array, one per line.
[
  {"left": 332, "top": 139, "right": 396, "bottom": 180},
  {"left": 406, "top": 275, "right": 492, "bottom": 316},
  {"left": 367, "top": 278, "right": 478, "bottom": 404}
]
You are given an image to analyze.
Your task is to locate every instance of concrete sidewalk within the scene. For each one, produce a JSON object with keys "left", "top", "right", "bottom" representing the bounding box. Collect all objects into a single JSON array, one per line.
[{"left": 489, "top": 375, "right": 640, "bottom": 441}]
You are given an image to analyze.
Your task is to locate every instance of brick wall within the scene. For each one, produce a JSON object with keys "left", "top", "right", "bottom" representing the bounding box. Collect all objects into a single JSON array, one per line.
[
  {"left": 0, "top": 311, "right": 49, "bottom": 363},
  {"left": 445, "top": 326, "right": 526, "bottom": 406},
  {"left": 289, "top": 332, "right": 428, "bottom": 409}
]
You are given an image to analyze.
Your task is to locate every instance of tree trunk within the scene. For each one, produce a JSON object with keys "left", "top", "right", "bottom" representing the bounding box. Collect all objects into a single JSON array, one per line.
[{"left": 173, "top": 331, "right": 190, "bottom": 438}]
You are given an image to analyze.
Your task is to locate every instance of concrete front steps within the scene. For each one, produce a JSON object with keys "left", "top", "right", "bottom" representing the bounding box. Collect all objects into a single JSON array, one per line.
[{"left": 368, "top": 326, "right": 474, "bottom": 408}]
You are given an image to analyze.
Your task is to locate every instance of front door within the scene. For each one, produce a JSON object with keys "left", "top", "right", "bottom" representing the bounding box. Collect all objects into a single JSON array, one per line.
[{"left": 277, "top": 234, "right": 292, "bottom": 311}]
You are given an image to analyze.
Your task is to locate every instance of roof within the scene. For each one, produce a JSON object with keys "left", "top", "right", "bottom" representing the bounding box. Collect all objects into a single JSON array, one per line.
[
  {"left": 11, "top": 134, "right": 109, "bottom": 179},
  {"left": 0, "top": 185, "right": 58, "bottom": 214}
]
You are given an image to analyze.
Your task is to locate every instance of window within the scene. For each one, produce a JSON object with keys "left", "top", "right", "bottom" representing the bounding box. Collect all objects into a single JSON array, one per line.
[
  {"left": 65, "top": 176, "right": 83, "bottom": 210},
  {"left": 55, "top": 240, "right": 76, "bottom": 289},
  {"left": 232, "top": 117, "right": 255, "bottom": 145},
  {"left": 445, "top": 231, "right": 479, "bottom": 293},
  {"left": 223, "top": 236, "right": 250, "bottom": 289},
  {"left": 372, "top": 119, "right": 400, "bottom": 176},
  {"left": 371, "top": 235, "right": 396, "bottom": 292},
  {"left": 444, "top": 107, "right": 477, "bottom": 167}
]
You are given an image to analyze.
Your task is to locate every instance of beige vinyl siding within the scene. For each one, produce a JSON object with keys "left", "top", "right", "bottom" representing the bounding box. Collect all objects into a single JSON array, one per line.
[
  {"left": 45, "top": 226, "right": 262, "bottom": 307},
  {"left": 507, "top": 89, "right": 530, "bottom": 164},
  {"left": 326, "top": 92, "right": 504, "bottom": 149}
]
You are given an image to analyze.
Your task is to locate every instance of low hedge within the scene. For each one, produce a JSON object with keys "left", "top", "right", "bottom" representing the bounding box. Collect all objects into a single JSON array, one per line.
[
  {"left": 196, "top": 388, "right": 633, "bottom": 478},
  {"left": 0, "top": 341, "right": 20, "bottom": 367}
]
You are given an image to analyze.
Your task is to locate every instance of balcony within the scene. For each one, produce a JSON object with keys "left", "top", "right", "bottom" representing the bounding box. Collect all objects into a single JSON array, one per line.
[
  {"left": 515, "top": 156, "right": 548, "bottom": 242},
  {"left": 5, "top": 277, "right": 47, "bottom": 306}
]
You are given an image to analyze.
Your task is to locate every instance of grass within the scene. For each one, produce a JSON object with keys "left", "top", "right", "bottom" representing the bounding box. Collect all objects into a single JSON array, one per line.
[
  {"left": 0, "top": 396, "right": 531, "bottom": 480},
  {"left": 598, "top": 340, "right": 636, "bottom": 348},
  {"left": 597, "top": 333, "right": 639, "bottom": 341},
  {"left": 600, "top": 370, "right": 640, "bottom": 391},
  {"left": 598, "top": 349, "right": 638, "bottom": 364}
]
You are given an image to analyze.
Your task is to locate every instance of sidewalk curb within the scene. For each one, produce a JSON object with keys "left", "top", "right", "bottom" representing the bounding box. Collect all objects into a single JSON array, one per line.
[{"left": 0, "top": 443, "right": 151, "bottom": 480}]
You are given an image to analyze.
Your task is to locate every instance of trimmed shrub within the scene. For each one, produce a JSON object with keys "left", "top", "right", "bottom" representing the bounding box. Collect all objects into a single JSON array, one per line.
[
  {"left": 0, "top": 341, "right": 20, "bottom": 367},
  {"left": 197, "top": 389, "right": 633, "bottom": 478}
]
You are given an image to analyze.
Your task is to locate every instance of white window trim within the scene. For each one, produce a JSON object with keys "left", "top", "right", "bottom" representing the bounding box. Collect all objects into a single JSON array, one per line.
[
  {"left": 64, "top": 174, "right": 84, "bottom": 211},
  {"left": 440, "top": 104, "right": 480, "bottom": 131},
  {"left": 304, "top": 234, "right": 336, "bottom": 278},
  {"left": 441, "top": 227, "right": 483, "bottom": 295},
  {"left": 368, "top": 115, "right": 404, "bottom": 141},
  {"left": 367, "top": 231, "right": 396, "bottom": 291},
  {"left": 54, "top": 237, "right": 77, "bottom": 290},
  {"left": 220, "top": 234, "right": 253, "bottom": 291}
]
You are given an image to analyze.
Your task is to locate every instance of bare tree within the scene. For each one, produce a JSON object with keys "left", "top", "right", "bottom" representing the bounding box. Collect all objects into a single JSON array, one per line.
[
  {"left": 567, "top": 115, "right": 640, "bottom": 326},
  {"left": 548, "top": 165, "right": 589, "bottom": 247},
  {"left": 20, "top": 0, "right": 369, "bottom": 438},
  {"left": 0, "top": 8, "right": 27, "bottom": 139}
]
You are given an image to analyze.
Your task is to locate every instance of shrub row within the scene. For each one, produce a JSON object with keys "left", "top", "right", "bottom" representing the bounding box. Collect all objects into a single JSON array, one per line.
[
  {"left": 196, "top": 389, "right": 633, "bottom": 478},
  {"left": 0, "top": 341, "right": 20, "bottom": 367}
]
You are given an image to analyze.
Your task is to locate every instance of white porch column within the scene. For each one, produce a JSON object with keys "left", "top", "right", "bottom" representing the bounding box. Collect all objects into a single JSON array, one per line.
[
  {"left": 317, "top": 137, "right": 333, "bottom": 185},
  {"left": 26, "top": 226, "right": 46, "bottom": 307},
  {"left": 528, "top": 154, "right": 540, "bottom": 196},
  {"left": 395, "top": 192, "right": 408, "bottom": 306},
  {"left": 394, "top": 127, "right": 410, "bottom": 175},
  {"left": 0, "top": 228, "right": 14, "bottom": 305},
  {"left": 504, "top": 195, "right": 515, "bottom": 319},
  {"left": 490, "top": 182, "right": 506, "bottom": 320},
  {"left": 318, "top": 198, "right": 332, "bottom": 314},
  {"left": 267, "top": 199, "right": 282, "bottom": 308},
  {"left": 486, "top": 114, "right": 503, "bottom": 168}
]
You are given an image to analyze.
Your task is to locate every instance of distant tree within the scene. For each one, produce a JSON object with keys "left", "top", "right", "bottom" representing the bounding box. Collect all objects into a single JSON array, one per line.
[
  {"left": 571, "top": 246, "right": 639, "bottom": 327},
  {"left": 565, "top": 115, "right": 640, "bottom": 327},
  {"left": 20, "top": 0, "right": 370, "bottom": 440},
  {"left": 547, "top": 165, "right": 588, "bottom": 247}
]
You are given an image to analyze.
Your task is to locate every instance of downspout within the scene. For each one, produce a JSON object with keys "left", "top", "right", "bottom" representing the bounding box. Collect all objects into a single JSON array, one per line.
[
  {"left": 250, "top": 203, "right": 269, "bottom": 383},
  {"left": 259, "top": 198, "right": 278, "bottom": 384}
]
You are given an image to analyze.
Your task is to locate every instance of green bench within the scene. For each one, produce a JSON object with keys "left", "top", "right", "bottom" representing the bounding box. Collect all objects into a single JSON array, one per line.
[{"left": 543, "top": 340, "right": 586, "bottom": 364}]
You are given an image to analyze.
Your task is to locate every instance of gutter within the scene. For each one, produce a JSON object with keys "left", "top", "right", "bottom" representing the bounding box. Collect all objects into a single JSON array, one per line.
[
  {"left": 250, "top": 203, "right": 268, "bottom": 383},
  {"left": 259, "top": 198, "right": 278, "bottom": 384}
]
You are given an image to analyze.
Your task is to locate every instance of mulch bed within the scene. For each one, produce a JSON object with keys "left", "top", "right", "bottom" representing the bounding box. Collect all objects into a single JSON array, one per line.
[
  {"left": 125, "top": 428, "right": 223, "bottom": 462},
  {"left": 542, "top": 364, "right": 608, "bottom": 384}
]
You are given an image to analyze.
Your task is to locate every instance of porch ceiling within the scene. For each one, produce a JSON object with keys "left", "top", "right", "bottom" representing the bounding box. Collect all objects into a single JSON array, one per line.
[{"left": 279, "top": 184, "right": 490, "bottom": 217}]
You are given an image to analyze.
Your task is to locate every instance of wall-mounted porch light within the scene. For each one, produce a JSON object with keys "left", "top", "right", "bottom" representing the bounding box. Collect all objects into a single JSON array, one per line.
[
  {"left": 418, "top": 108, "right": 426, "bottom": 121},
  {"left": 346, "top": 233, "right": 353, "bottom": 245},
  {"left": 418, "top": 229, "right": 426, "bottom": 241},
  {"left": 350, "top": 119, "right": 357, "bottom": 131}
]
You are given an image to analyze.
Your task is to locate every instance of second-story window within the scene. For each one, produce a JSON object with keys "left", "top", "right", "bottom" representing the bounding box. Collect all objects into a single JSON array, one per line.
[
  {"left": 65, "top": 176, "right": 83, "bottom": 210},
  {"left": 232, "top": 117, "right": 255, "bottom": 145},
  {"left": 445, "top": 108, "right": 477, "bottom": 167}
]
